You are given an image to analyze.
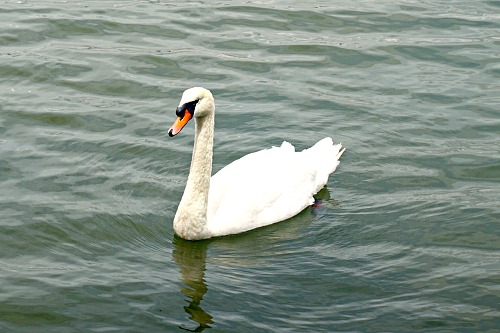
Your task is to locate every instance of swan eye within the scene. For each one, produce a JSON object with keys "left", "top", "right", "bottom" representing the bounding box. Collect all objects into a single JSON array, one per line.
[{"left": 176, "top": 100, "right": 199, "bottom": 119}]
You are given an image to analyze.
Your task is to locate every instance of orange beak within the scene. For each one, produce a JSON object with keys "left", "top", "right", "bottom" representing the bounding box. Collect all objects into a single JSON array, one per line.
[{"left": 168, "top": 110, "right": 193, "bottom": 137}]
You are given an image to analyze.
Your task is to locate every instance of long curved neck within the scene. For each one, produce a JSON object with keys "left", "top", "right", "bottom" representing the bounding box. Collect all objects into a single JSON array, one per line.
[{"left": 173, "top": 113, "right": 214, "bottom": 240}]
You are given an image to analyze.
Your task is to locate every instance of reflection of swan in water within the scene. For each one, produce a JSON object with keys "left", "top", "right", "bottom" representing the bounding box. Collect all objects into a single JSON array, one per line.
[
  {"left": 173, "top": 236, "right": 213, "bottom": 332},
  {"left": 171, "top": 186, "right": 336, "bottom": 331}
]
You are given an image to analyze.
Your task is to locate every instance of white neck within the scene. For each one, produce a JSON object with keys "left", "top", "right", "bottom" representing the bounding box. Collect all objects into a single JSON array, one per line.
[{"left": 173, "top": 112, "right": 215, "bottom": 240}]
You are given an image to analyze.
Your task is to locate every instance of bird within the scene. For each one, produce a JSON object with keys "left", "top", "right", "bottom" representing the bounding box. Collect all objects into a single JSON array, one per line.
[{"left": 168, "top": 87, "right": 345, "bottom": 240}]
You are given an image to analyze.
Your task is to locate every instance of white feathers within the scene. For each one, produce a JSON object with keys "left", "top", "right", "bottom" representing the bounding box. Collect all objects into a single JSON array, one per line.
[
  {"left": 207, "top": 138, "right": 344, "bottom": 237},
  {"left": 170, "top": 87, "right": 345, "bottom": 240}
]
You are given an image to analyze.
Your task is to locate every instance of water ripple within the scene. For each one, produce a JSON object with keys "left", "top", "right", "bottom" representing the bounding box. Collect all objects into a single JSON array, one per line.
[{"left": 1, "top": 0, "right": 499, "bottom": 332}]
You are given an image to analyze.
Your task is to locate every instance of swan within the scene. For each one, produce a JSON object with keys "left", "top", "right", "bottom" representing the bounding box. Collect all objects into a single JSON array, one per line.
[{"left": 168, "top": 87, "right": 345, "bottom": 240}]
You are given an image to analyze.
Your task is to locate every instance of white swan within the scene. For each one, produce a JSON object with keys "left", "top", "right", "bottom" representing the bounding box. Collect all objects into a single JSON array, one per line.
[{"left": 168, "top": 87, "right": 345, "bottom": 240}]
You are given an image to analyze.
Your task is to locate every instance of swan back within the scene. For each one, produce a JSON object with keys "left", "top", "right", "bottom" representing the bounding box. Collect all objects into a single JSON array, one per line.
[{"left": 206, "top": 138, "right": 344, "bottom": 237}]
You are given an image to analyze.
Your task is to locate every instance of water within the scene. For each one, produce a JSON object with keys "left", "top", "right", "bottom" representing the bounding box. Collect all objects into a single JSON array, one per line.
[{"left": 1, "top": 1, "right": 499, "bottom": 332}]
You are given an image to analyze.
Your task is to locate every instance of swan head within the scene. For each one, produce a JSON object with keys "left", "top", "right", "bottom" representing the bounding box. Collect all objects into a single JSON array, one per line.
[{"left": 168, "top": 87, "right": 214, "bottom": 137}]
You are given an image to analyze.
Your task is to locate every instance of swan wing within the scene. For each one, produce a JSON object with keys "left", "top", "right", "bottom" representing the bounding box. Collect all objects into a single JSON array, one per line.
[{"left": 206, "top": 138, "right": 343, "bottom": 237}]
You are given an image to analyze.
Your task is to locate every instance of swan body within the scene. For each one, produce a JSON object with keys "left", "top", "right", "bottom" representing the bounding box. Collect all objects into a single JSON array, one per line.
[{"left": 168, "top": 87, "right": 345, "bottom": 240}]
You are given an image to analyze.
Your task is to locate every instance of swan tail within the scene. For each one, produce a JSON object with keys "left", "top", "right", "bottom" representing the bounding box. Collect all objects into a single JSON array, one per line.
[{"left": 303, "top": 137, "right": 345, "bottom": 192}]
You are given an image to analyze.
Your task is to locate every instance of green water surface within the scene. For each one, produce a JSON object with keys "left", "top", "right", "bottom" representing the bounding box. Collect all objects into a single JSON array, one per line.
[{"left": 1, "top": 1, "right": 499, "bottom": 332}]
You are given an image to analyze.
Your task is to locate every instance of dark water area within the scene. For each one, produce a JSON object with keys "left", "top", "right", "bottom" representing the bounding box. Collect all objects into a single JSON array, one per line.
[{"left": 1, "top": 1, "right": 499, "bottom": 332}]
